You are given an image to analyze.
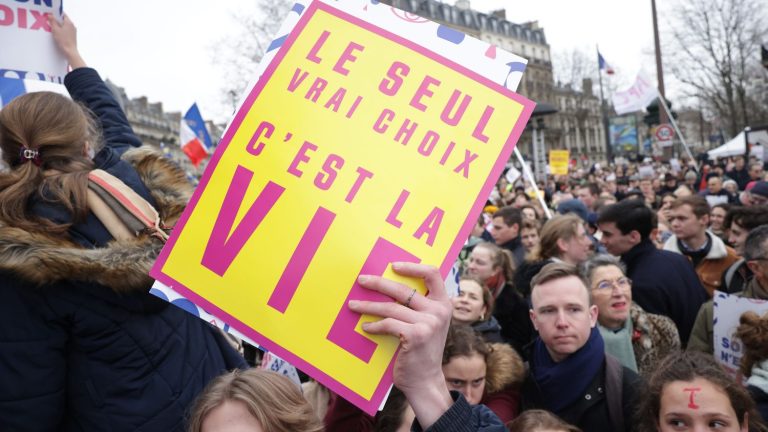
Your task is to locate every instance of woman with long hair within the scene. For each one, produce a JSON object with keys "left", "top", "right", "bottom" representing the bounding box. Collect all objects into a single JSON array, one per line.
[
  {"left": 465, "top": 242, "right": 530, "bottom": 353},
  {"left": 0, "top": 16, "right": 245, "bottom": 430}
]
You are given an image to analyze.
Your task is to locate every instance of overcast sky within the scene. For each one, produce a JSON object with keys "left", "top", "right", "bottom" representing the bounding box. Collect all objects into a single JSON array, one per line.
[{"left": 63, "top": 0, "right": 673, "bottom": 123}]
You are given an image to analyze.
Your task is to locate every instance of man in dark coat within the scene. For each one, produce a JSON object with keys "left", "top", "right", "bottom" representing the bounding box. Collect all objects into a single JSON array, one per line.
[
  {"left": 597, "top": 199, "right": 707, "bottom": 346},
  {"left": 490, "top": 206, "right": 526, "bottom": 267},
  {"left": 519, "top": 263, "right": 639, "bottom": 432}
]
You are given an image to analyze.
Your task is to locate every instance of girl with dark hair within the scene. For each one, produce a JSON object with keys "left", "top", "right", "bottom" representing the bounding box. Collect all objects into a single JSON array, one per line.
[
  {"left": 442, "top": 324, "right": 525, "bottom": 424},
  {"left": 635, "top": 351, "right": 767, "bottom": 432},
  {"left": 324, "top": 323, "right": 525, "bottom": 429}
]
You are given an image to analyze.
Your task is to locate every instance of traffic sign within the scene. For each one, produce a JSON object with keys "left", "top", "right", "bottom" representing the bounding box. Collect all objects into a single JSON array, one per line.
[{"left": 655, "top": 124, "right": 675, "bottom": 141}]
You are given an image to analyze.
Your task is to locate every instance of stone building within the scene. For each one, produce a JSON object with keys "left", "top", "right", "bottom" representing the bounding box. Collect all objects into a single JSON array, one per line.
[
  {"left": 381, "top": 0, "right": 607, "bottom": 163},
  {"left": 104, "top": 80, "right": 219, "bottom": 180},
  {"left": 551, "top": 78, "right": 606, "bottom": 161}
]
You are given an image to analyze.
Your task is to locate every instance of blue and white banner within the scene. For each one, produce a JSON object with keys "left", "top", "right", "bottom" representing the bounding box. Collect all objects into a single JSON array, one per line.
[
  {"left": 0, "top": 76, "right": 67, "bottom": 108},
  {"left": 0, "top": 0, "right": 67, "bottom": 84},
  {"left": 713, "top": 290, "right": 768, "bottom": 379}
]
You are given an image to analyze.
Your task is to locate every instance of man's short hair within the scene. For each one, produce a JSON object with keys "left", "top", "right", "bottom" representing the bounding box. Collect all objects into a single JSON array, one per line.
[
  {"left": 530, "top": 262, "right": 592, "bottom": 305},
  {"left": 743, "top": 225, "right": 768, "bottom": 261},
  {"left": 724, "top": 205, "right": 768, "bottom": 230},
  {"left": 492, "top": 206, "right": 522, "bottom": 228},
  {"left": 521, "top": 218, "right": 541, "bottom": 232},
  {"left": 578, "top": 183, "right": 600, "bottom": 197},
  {"left": 669, "top": 195, "right": 710, "bottom": 218},
  {"left": 597, "top": 199, "right": 656, "bottom": 240}
]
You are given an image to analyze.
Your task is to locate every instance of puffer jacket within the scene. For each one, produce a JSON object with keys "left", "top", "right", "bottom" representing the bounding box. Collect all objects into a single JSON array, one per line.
[{"left": 0, "top": 67, "right": 246, "bottom": 432}]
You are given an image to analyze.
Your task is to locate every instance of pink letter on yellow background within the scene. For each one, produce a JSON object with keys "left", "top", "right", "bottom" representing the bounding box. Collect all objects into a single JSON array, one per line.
[{"left": 150, "top": 0, "right": 534, "bottom": 414}]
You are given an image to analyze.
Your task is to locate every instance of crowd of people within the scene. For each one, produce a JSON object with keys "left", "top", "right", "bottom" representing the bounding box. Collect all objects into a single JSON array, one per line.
[{"left": 4, "top": 14, "right": 768, "bottom": 432}]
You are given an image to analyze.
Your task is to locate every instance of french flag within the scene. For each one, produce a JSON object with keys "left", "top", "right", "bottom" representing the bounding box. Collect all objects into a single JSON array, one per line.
[
  {"left": 0, "top": 77, "right": 68, "bottom": 109},
  {"left": 180, "top": 103, "right": 213, "bottom": 167},
  {"left": 598, "top": 51, "right": 615, "bottom": 75}
]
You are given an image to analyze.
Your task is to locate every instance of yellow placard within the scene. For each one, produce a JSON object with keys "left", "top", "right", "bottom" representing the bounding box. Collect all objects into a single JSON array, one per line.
[
  {"left": 151, "top": 0, "right": 533, "bottom": 414},
  {"left": 549, "top": 149, "right": 570, "bottom": 176}
]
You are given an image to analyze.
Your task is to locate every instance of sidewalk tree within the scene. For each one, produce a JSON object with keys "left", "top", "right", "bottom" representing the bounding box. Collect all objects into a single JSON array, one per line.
[{"left": 666, "top": 0, "right": 768, "bottom": 136}]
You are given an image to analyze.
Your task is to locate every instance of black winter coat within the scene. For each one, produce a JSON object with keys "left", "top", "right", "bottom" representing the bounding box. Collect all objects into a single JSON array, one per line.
[
  {"left": 621, "top": 240, "right": 707, "bottom": 346},
  {"left": 0, "top": 68, "right": 246, "bottom": 431}
]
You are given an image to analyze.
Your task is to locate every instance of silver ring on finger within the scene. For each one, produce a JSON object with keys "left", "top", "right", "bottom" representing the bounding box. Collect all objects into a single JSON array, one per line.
[{"left": 404, "top": 288, "right": 417, "bottom": 308}]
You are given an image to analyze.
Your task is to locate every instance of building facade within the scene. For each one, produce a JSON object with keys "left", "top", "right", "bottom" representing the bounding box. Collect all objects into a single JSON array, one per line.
[
  {"left": 105, "top": 80, "right": 219, "bottom": 180},
  {"left": 382, "top": 0, "right": 607, "bottom": 164}
]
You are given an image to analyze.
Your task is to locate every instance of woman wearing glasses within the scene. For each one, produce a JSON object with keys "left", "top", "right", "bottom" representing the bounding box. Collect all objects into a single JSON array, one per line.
[{"left": 581, "top": 255, "right": 681, "bottom": 376}]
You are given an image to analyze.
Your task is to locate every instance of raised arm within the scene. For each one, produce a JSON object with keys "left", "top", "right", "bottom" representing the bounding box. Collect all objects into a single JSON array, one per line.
[
  {"left": 49, "top": 15, "right": 142, "bottom": 157},
  {"left": 48, "top": 14, "right": 86, "bottom": 69}
]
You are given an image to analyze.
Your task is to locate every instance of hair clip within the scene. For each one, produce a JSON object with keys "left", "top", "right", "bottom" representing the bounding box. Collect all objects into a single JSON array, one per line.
[{"left": 19, "top": 147, "right": 41, "bottom": 166}]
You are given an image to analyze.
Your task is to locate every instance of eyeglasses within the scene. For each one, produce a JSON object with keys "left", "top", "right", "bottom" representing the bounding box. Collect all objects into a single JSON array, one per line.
[{"left": 593, "top": 277, "right": 632, "bottom": 292}]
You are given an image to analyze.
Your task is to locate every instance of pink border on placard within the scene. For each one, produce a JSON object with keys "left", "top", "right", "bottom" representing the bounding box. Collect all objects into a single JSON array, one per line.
[{"left": 150, "top": 0, "right": 534, "bottom": 416}]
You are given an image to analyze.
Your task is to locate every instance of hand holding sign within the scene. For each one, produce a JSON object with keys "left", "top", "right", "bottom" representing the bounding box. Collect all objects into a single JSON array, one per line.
[
  {"left": 48, "top": 14, "right": 86, "bottom": 69},
  {"left": 349, "top": 262, "right": 453, "bottom": 429}
]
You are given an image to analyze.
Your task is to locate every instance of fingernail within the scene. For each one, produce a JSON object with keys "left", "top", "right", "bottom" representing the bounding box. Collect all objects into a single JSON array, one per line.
[
  {"left": 391, "top": 262, "right": 403, "bottom": 270},
  {"left": 348, "top": 300, "right": 360, "bottom": 309},
  {"left": 361, "top": 322, "right": 371, "bottom": 330},
  {"left": 358, "top": 275, "right": 370, "bottom": 283}
]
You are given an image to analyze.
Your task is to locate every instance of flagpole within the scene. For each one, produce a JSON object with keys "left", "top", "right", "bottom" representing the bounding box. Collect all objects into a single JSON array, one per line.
[
  {"left": 656, "top": 89, "right": 698, "bottom": 173},
  {"left": 514, "top": 147, "right": 552, "bottom": 219},
  {"left": 597, "top": 45, "right": 612, "bottom": 163}
]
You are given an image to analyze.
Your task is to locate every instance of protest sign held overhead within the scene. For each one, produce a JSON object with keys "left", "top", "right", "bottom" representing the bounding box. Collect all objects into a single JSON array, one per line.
[
  {"left": 713, "top": 290, "right": 768, "bottom": 378},
  {"left": 150, "top": 0, "right": 534, "bottom": 414},
  {"left": 0, "top": 0, "right": 67, "bottom": 83},
  {"left": 549, "top": 149, "right": 569, "bottom": 176},
  {"left": 612, "top": 73, "right": 657, "bottom": 115}
]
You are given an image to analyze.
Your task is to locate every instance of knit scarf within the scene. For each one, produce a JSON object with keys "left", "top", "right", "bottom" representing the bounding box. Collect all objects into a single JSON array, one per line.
[
  {"left": 598, "top": 318, "right": 638, "bottom": 373},
  {"left": 532, "top": 327, "right": 605, "bottom": 413}
]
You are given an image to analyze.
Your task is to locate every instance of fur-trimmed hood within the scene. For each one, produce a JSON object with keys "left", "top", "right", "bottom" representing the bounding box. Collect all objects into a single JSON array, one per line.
[
  {"left": 0, "top": 146, "right": 192, "bottom": 293},
  {"left": 485, "top": 342, "right": 525, "bottom": 393}
]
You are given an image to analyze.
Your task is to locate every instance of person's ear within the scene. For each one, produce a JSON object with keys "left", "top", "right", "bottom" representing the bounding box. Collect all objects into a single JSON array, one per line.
[
  {"left": 556, "top": 237, "right": 568, "bottom": 254},
  {"left": 529, "top": 309, "right": 538, "bottom": 331},
  {"left": 588, "top": 304, "right": 599, "bottom": 327},
  {"left": 746, "top": 260, "right": 761, "bottom": 275}
]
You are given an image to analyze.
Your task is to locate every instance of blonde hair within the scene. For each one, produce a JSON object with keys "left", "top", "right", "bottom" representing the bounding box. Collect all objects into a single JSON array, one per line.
[
  {"left": 187, "top": 369, "right": 323, "bottom": 432},
  {"left": 530, "top": 214, "right": 583, "bottom": 261},
  {"left": 472, "top": 242, "right": 515, "bottom": 281}
]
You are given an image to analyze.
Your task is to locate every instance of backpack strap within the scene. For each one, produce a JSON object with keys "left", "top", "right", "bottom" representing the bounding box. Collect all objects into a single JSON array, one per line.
[{"left": 87, "top": 169, "right": 169, "bottom": 242}]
